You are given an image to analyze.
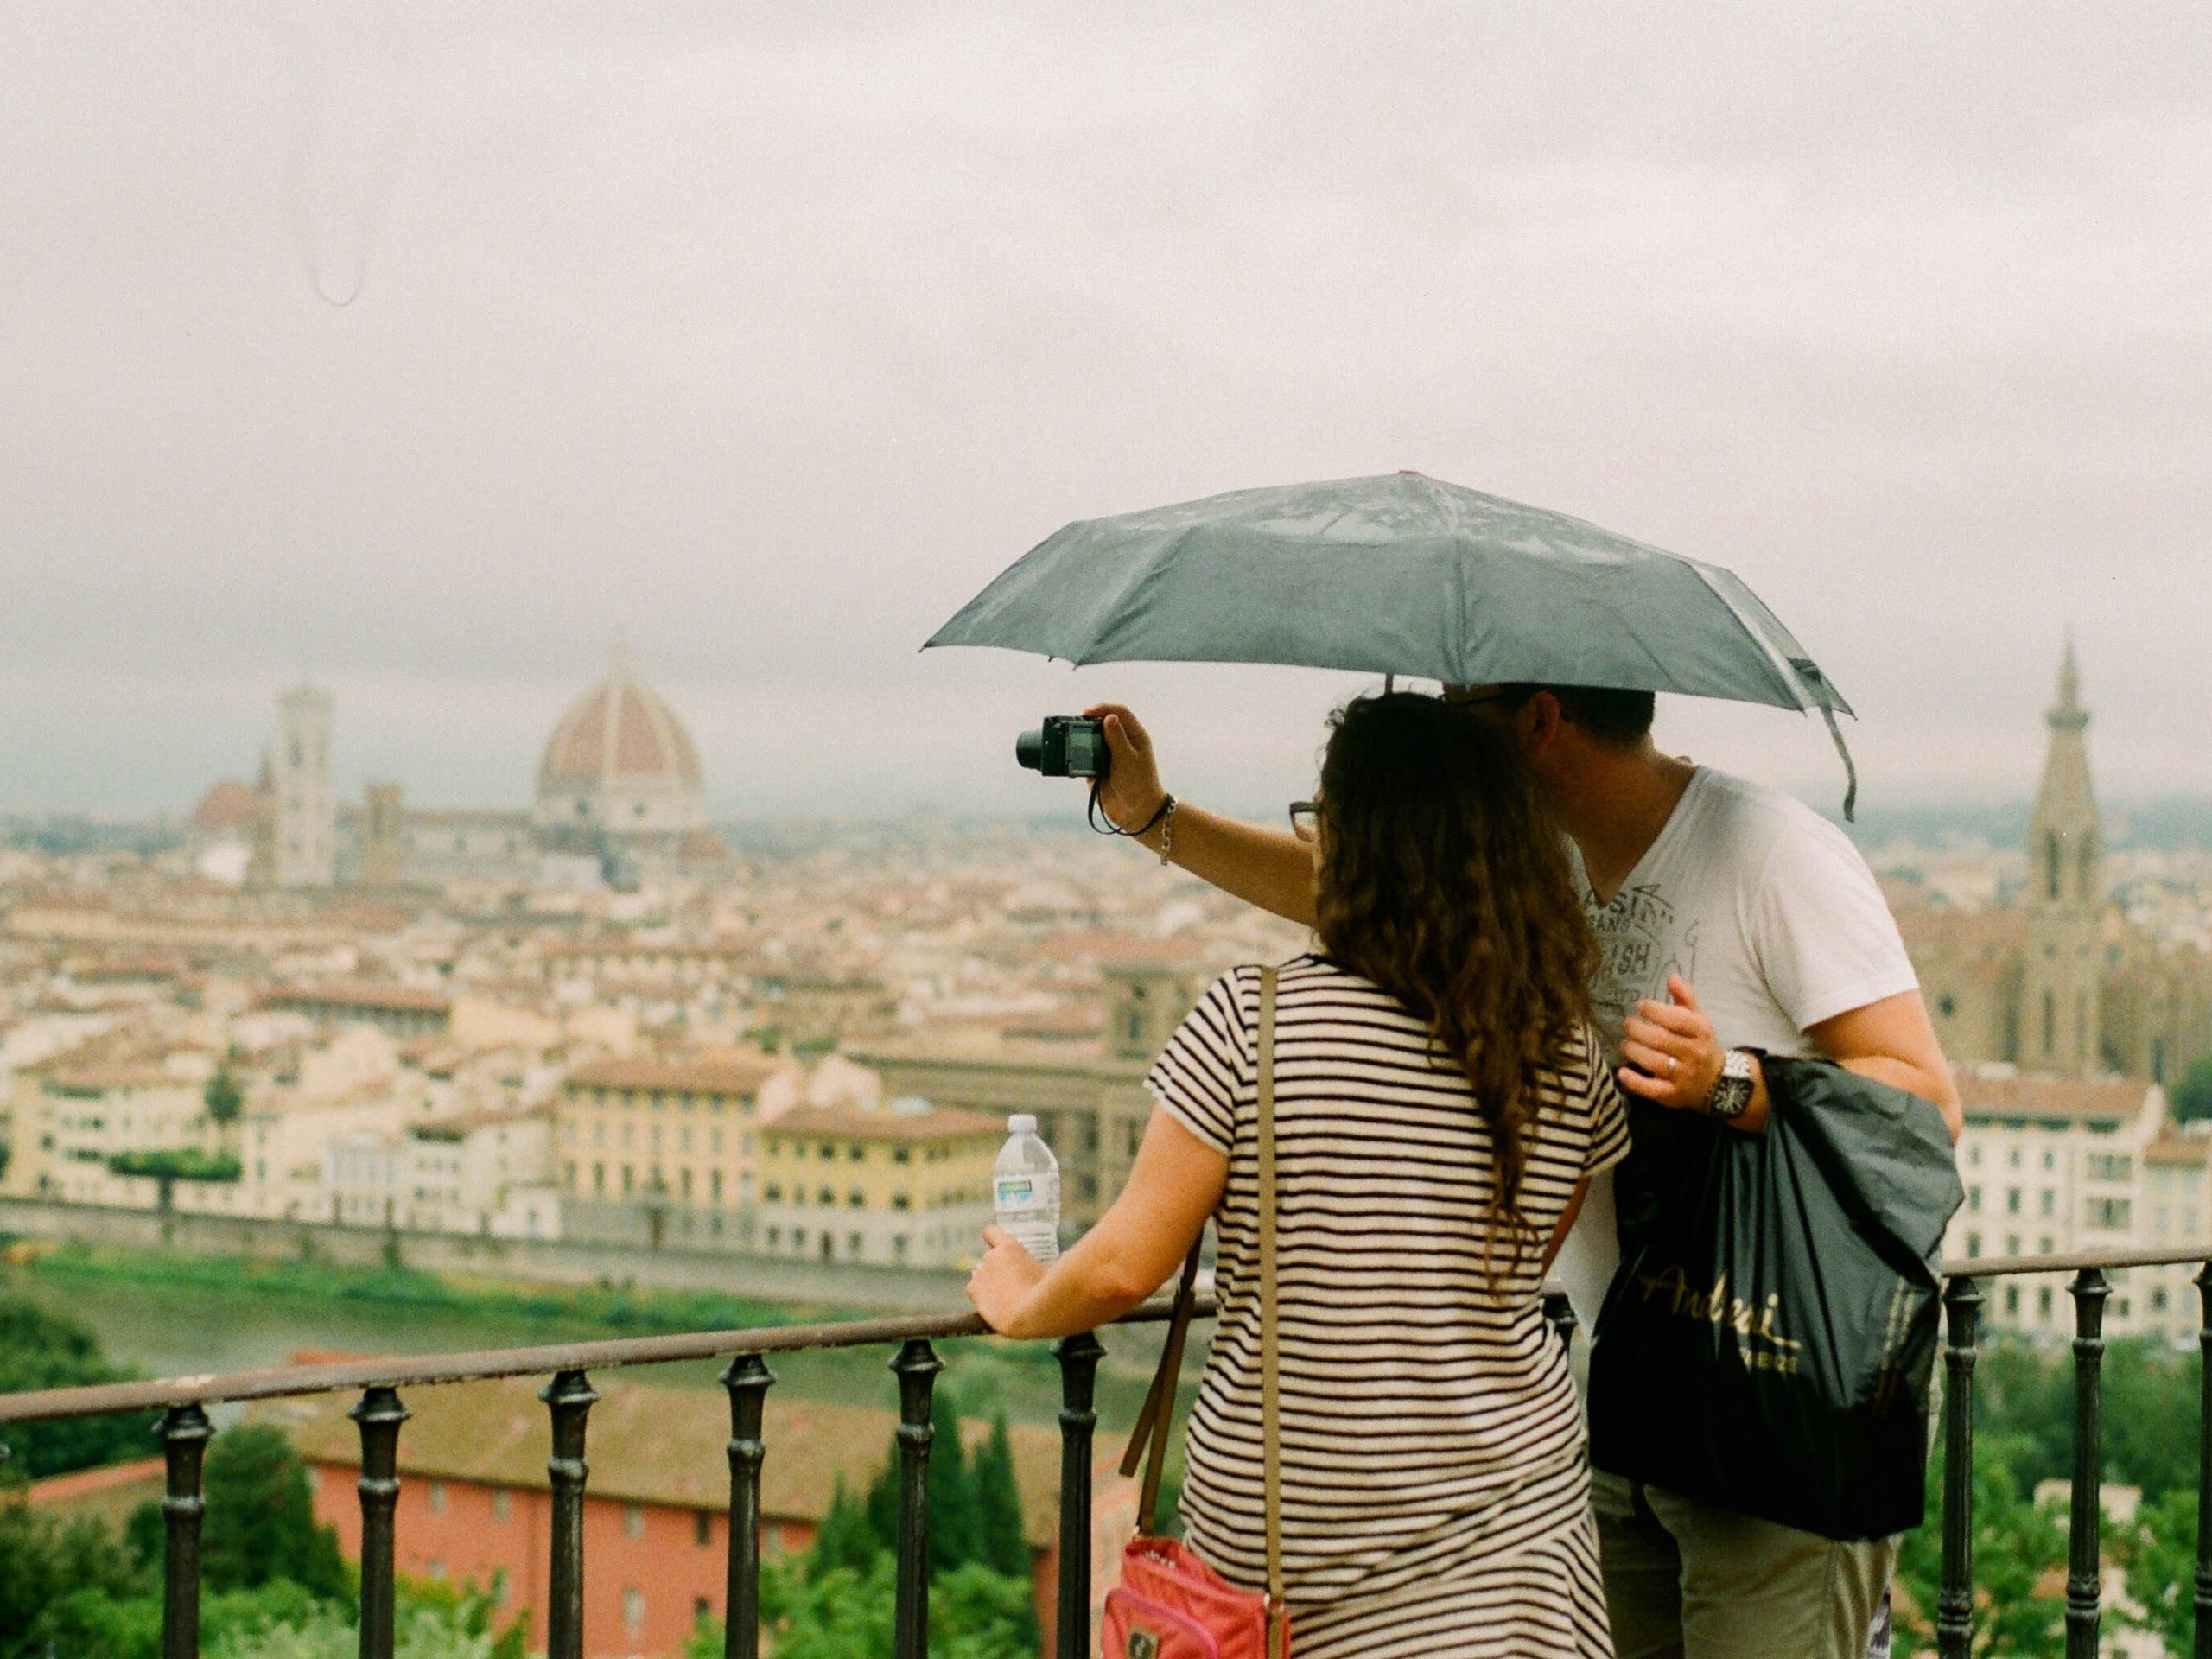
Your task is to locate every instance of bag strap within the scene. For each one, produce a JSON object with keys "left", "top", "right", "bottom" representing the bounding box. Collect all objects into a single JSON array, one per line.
[
  {"left": 1255, "top": 964, "right": 1287, "bottom": 1656},
  {"left": 1119, "top": 1234, "right": 1203, "bottom": 1532}
]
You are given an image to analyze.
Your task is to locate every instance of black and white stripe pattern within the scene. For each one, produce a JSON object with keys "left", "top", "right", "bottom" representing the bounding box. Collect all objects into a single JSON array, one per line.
[{"left": 1147, "top": 955, "right": 1629, "bottom": 1658}]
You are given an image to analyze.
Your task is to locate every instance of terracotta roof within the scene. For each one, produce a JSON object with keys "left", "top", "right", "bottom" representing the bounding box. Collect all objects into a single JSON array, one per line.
[
  {"left": 1955, "top": 1071, "right": 2153, "bottom": 1123},
  {"left": 764, "top": 1104, "right": 1005, "bottom": 1143},
  {"left": 412, "top": 1105, "right": 550, "bottom": 1141},
  {"left": 2145, "top": 1135, "right": 2212, "bottom": 1168},
  {"left": 568, "top": 1056, "right": 786, "bottom": 1096},
  {"left": 264, "top": 1374, "right": 1062, "bottom": 1547},
  {"left": 190, "top": 781, "right": 258, "bottom": 834},
  {"left": 267, "top": 982, "right": 453, "bottom": 1015},
  {"left": 44, "top": 1062, "right": 186, "bottom": 1092},
  {"left": 539, "top": 657, "right": 702, "bottom": 789},
  {"left": 25, "top": 1456, "right": 167, "bottom": 1506},
  {"left": 1896, "top": 906, "right": 2030, "bottom": 956}
]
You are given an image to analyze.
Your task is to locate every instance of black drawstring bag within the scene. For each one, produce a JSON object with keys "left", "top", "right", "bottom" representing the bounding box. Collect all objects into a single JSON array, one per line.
[{"left": 1587, "top": 1058, "right": 1965, "bottom": 1541}]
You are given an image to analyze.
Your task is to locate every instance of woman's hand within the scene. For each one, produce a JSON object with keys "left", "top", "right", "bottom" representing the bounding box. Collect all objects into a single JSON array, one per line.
[
  {"left": 966, "top": 1225, "right": 1048, "bottom": 1337},
  {"left": 1082, "top": 702, "right": 1167, "bottom": 832}
]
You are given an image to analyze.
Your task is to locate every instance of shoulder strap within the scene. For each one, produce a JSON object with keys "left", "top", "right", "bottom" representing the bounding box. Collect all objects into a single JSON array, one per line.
[
  {"left": 1119, "top": 1235, "right": 1202, "bottom": 1531},
  {"left": 1256, "top": 964, "right": 1287, "bottom": 1656}
]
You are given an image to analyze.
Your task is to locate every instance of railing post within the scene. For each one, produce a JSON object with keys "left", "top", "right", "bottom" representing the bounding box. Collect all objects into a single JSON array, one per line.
[
  {"left": 721, "top": 1354, "right": 774, "bottom": 1659},
  {"left": 1936, "top": 1277, "right": 1981, "bottom": 1659},
  {"left": 351, "top": 1387, "right": 410, "bottom": 1659},
  {"left": 542, "top": 1370, "right": 601, "bottom": 1659},
  {"left": 890, "top": 1338, "right": 944, "bottom": 1659},
  {"left": 2195, "top": 1262, "right": 2212, "bottom": 1659},
  {"left": 1542, "top": 1289, "right": 1578, "bottom": 1352},
  {"left": 158, "top": 1403, "right": 214, "bottom": 1659},
  {"left": 1052, "top": 1332, "right": 1105, "bottom": 1659},
  {"left": 2066, "top": 1268, "right": 2111, "bottom": 1659}
]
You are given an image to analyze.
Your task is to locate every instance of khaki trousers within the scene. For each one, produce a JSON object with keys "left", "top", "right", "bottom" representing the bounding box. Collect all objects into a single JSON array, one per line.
[{"left": 1591, "top": 1469, "right": 1897, "bottom": 1659}]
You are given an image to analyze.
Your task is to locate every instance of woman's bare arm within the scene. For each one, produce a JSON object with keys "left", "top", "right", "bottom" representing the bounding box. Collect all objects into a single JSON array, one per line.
[
  {"left": 1084, "top": 703, "right": 1318, "bottom": 927},
  {"left": 967, "top": 1107, "right": 1228, "bottom": 1340}
]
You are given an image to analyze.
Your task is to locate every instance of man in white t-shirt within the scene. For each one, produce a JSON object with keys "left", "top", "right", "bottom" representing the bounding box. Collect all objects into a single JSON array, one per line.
[{"left": 1077, "top": 684, "right": 1961, "bottom": 1659}]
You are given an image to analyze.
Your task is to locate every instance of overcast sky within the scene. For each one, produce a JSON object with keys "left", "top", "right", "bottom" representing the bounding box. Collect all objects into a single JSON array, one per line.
[{"left": 3, "top": 3, "right": 2207, "bottom": 823}]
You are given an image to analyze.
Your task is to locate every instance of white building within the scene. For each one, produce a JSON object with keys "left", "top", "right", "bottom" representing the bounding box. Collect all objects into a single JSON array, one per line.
[
  {"left": 3, "top": 1050, "right": 218, "bottom": 1205},
  {"left": 275, "top": 684, "right": 336, "bottom": 888},
  {"left": 1945, "top": 1067, "right": 2209, "bottom": 1343},
  {"left": 327, "top": 1107, "right": 556, "bottom": 1237}
]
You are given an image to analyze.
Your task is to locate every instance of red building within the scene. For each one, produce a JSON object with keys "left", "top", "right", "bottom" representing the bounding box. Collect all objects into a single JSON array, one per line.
[{"left": 264, "top": 1371, "right": 1079, "bottom": 1657}]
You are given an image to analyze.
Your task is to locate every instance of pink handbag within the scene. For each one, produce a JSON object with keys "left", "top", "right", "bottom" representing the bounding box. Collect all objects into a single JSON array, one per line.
[{"left": 1104, "top": 967, "right": 1289, "bottom": 1659}]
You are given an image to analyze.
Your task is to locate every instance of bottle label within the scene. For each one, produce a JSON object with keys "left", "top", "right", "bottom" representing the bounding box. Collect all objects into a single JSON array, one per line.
[{"left": 995, "top": 1173, "right": 1058, "bottom": 1212}]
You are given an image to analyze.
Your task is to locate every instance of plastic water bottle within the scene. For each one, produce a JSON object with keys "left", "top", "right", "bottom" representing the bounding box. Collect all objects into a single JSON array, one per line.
[{"left": 993, "top": 1114, "right": 1061, "bottom": 1263}]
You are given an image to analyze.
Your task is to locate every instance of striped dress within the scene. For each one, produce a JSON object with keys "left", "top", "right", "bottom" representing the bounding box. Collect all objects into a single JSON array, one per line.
[{"left": 1147, "top": 955, "right": 1630, "bottom": 1658}]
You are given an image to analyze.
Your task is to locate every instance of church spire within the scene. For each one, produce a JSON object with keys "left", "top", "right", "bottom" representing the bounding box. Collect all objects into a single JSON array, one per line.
[
  {"left": 2023, "top": 634, "right": 2103, "bottom": 1076},
  {"left": 2050, "top": 629, "right": 2088, "bottom": 734}
]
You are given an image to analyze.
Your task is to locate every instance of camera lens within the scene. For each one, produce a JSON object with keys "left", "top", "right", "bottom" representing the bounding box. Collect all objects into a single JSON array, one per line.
[{"left": 1014, "top": 728, "right": 1046, "bottom": 772}]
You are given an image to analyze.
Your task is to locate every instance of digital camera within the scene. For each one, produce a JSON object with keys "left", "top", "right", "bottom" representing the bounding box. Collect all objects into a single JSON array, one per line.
[{"left": 1015, "top": 715, "right": 1111, "bottom": 779}]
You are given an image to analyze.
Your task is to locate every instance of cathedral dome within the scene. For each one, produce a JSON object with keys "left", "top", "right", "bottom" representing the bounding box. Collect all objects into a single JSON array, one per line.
[{"left": 534, "top": 634, "right": 709, "bottom": 844}]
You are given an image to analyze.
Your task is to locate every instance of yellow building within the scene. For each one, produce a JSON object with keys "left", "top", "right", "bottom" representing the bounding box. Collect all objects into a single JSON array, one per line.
[
  {"left": 3, "top": 1052, "right": 217, "bottom": 1205},
  {"left": 755, "top": 1103, "right": 1001, "bottom": 1269},
  {"left": 556, "top": 1057, "right": 787, "bottom": 1225},
  {"left": 851, "top": 959, "right": 1209, "bottom": 1230}
]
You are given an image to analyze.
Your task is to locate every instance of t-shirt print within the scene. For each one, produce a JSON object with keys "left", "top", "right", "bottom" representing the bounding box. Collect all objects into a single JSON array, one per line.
[{"left": 1587, "top": 882, "right": 1701, "bottom": 1068}]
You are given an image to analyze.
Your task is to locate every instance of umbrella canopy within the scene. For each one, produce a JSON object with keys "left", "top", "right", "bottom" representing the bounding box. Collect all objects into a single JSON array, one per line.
[
  {"left": 929, "top": 471, "right": 1846, "bottom": 715},
  {"left": 926, "top": 471, "right": 1860, "bottom": 812}
]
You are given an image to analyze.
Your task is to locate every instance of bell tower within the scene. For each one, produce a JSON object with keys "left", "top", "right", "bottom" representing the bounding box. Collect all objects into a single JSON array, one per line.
[{"left": 2022, "top": 637, "right": 2102, "bottom": 1076}]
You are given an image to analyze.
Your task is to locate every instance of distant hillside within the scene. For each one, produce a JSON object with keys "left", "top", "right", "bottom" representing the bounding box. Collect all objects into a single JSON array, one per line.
[{"left": 1834, "top": 798, "right": 2212, "bottom": 854}]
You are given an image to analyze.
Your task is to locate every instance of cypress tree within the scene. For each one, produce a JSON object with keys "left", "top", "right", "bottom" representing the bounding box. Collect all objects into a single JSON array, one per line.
[
  {"left": 972, "top": 1414, "right": 1031, "bottom": 1579},
  {"left": 927, "top": 1388, "right": 982, "bottom": 1577},
  {"left": 862, "top": 1451, "right": 901, "bottom": 1558},
  {"left": 806, "top": 1478, "right": 882, "bottom": 1581}
]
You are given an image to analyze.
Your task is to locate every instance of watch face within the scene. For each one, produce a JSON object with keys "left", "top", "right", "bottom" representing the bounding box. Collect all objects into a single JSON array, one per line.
[{"left": 1708, "top": 1075, "right": 1753, "bottom": 1119}]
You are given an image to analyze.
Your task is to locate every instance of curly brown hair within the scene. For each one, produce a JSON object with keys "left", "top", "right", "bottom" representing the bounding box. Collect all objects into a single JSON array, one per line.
[{"left": 1312, "top": 693, "right": 1597, "bottom": 1281}]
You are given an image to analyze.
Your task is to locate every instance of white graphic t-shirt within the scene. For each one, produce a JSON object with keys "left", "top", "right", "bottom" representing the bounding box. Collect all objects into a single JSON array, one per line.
[{"left": 1551, "top": 766, "right": 1920, "bottom": 1331}]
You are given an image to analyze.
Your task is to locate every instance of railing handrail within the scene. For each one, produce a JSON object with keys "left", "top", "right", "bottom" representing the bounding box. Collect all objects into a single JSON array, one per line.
[
  {"left": 7, "top": 1240, "right": 2207, "bottom": 1429},
  {"left": 1940, "top": 1243, "right": 2212, "bottom": 1280},
  {"left": 0, "top": 1292, "right": 1219, "bottom": 1427}
]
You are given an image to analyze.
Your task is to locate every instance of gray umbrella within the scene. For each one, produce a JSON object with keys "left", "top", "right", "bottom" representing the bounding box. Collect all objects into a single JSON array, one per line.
[{"left": 925, "top": 470, "right": 1861, "bottom": 814}]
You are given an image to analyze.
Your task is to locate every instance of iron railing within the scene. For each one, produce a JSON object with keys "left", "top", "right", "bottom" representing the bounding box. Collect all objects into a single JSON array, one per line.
[
  {"left": 0, "top": 1297, "right": 1214, "bottom": 1659},
  {"left": 1, "top": 1249, "right": 2209, "bottom": 1658}
]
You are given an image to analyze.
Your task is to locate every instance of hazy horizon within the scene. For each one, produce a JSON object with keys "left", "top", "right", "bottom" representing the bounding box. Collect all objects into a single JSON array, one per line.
[{"left": 4, "top": 4, "right": 2206, "bottom": 821}]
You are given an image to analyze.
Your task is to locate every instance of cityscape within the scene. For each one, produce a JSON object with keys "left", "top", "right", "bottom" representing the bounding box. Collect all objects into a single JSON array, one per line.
[
  {"left": 4, "top": 625, "right": 2211, "bottom": 1654},
  {"left": 5, "top": 9, "right": 2209, "bottom": 1657}
]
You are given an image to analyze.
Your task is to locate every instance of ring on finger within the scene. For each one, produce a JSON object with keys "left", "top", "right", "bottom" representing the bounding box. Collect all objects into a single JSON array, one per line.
[{"left": 1664, "top": 1054, "right": 1677, "bottom": 1077}]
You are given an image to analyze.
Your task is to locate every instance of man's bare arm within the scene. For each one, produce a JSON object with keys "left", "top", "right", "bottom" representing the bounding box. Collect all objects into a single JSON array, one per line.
[
  {"left": 1805, "top": 990, "right": 1963, "bottom": 1141},
  {"left": 1623, "top": 978, "right": 1962, "bottom": 1141},
  {"left": 1084, "top": 703, "right": 1318, "bottom": 927}
]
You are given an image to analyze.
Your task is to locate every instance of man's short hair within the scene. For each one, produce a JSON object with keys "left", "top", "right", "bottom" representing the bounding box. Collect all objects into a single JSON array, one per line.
[{"left": 1496, "top": 684, "right": 1656, "bottom": 748}]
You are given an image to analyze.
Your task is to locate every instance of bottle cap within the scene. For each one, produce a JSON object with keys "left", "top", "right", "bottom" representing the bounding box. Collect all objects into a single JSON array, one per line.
[{"left": 1007, "top": 1113, "right": 1038, "bottom": 1135}]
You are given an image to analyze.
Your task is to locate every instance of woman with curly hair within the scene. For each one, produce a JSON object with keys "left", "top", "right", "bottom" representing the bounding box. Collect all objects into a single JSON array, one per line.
[{"left": 968, "top": 691, "right": 1627, "bottom": 1657}]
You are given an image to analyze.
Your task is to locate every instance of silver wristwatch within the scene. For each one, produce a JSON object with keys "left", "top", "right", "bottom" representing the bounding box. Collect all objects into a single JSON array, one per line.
[{"left": 1707, "top": 1048, "right": 1758, "bottom": 1120}]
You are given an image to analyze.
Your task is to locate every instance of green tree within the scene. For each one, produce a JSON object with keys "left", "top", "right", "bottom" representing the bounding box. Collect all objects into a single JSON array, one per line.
[
  {"left": 204, "top": 1061, "right": 245, "bottom": 1132},
  {"left": 806, "top": 1478, "right": 883, "bottom": 1582},
  {"left": 2173, "top": 1056, "right": 2212, "bottom": 1124},
  {"left": 0, "top": 1493, "right": 149, "bottom": 1659},
  {"left": 970, "top": 1414, "right": 1030, "bottom": 1580},
  {"left": 927, "top": 1389, "right": 982, "bottom": 1579},
  {"left": 696, "top": 1554, "right": 1035, "bottom": 1659},
  {"left": 0, "top": 1294, "right": 151, "bottom": 1480},
  {"left": 2114, "top": 1484, "right": 2197, "bottom": 1657},
  {"left": 1896, "top": 1432, "right": 2067, "bottom": 1657},
  {"left": 196, "top": 1425, "right": 346, "bottom": 1599},
  {"left": 22, "top": 1576, "right": 516, "bottom": 1659}
]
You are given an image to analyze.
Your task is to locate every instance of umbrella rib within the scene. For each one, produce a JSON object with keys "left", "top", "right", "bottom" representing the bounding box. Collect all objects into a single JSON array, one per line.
[{"left": 1682, "top": 563, "right": 1833, "bottom": 713}]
